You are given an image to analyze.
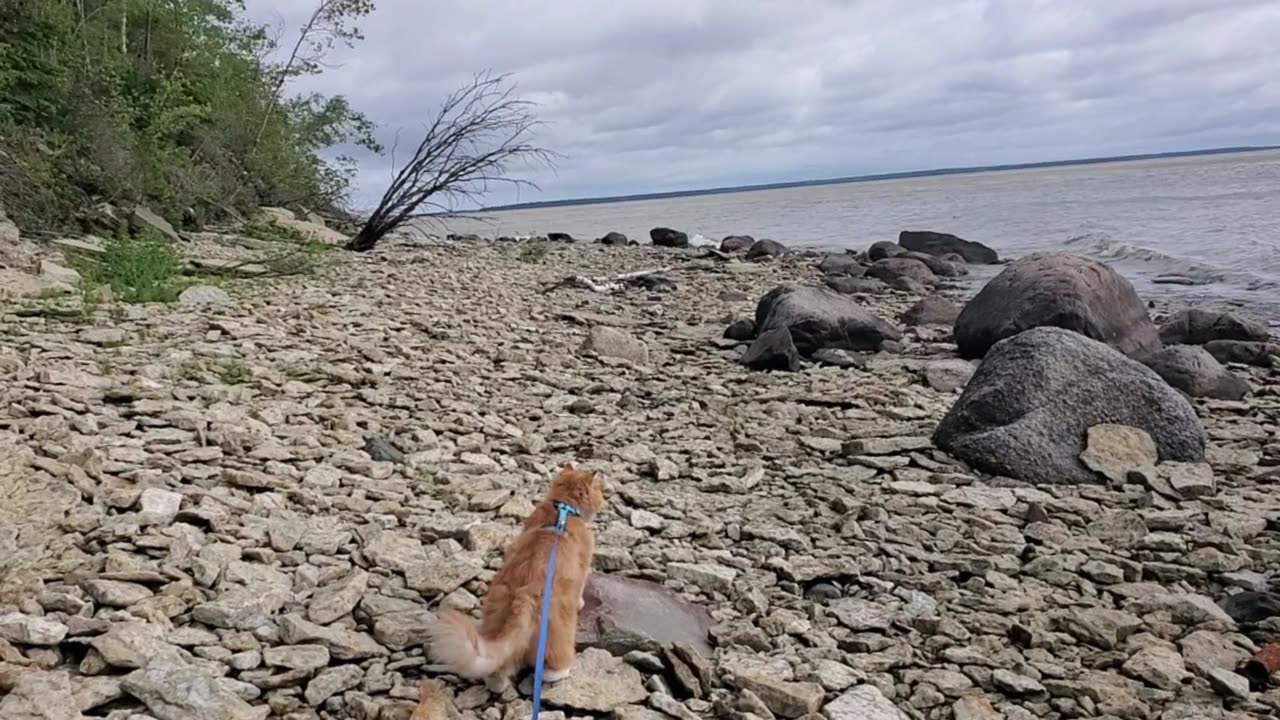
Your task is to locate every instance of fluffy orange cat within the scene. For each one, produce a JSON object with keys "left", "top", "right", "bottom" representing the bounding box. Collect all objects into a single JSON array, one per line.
[{"left": 427, "top": 464, "right": 604, "bottom": 692}]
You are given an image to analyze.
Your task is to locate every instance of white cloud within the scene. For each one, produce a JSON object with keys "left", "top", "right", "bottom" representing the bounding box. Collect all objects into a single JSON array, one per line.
[{"left": 245, "top": 0, "right": 1280, "bottom": 208}]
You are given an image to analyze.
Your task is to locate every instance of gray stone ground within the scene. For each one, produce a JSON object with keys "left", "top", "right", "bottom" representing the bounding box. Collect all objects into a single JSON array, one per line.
[{"left": 2, "top": 233, "right": 1280, "bottom": 719}]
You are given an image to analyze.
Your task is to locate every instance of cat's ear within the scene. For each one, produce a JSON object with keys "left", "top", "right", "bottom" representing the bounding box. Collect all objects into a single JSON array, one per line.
[{"left": 562, "top": 461, "right": 576, "bottom": 471}]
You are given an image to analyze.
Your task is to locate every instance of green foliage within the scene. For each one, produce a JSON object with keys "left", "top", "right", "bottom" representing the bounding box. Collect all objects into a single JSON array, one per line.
[
  {"left": 0, "top": 0, "right": 381, "bottom": 231},
  {"left": 516, "top": 242, "right": 549, "bottom": 264},
  {"left": 77, "top": 229, "right": 186, "bottom": 304}
]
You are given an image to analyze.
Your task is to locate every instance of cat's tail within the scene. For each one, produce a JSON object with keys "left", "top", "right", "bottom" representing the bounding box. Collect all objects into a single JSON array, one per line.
[{"left": 426, "top": 595, "right": 538, "bottom": 679}]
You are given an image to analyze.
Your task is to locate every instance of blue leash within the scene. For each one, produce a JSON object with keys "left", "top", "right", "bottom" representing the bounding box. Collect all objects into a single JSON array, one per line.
[{"left": 530, "top": 501, "right": 580, "bottom": 718}]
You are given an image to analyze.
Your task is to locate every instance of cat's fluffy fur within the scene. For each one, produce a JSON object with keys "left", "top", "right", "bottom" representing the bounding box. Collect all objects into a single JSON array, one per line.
[{"left": 426, "top": 464, "right": 604, "bottom": 692}]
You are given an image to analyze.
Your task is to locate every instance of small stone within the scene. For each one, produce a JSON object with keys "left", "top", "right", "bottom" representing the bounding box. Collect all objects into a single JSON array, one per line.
[
  {"left": 1122, "top": 645, "right": 1189, "bottom": 690},
  {"left": 842, "top": 436, "right": 932, "bottom": 455},
  {"left": 0, "top": 613, "right": 69, "bottom": 646},
  {"left": 308, "top": 569, "right": 368, "bottom": 625},
  {"left": 81, "top": 579, "right": 154, "bottom": 608},
  {"left": 122, "top": 650, "right": 263, "bottom": 720},
  {"left": 138, "top": 488, "right": 183, "bottom": 524},
  {"left": 537, "top": 648, "right": 647, "bottom": 711},
  {"left": 991, "top": 669, "right": 1045, "bottom": 695},
  {"left": 924, "top": 359, "right": 975, "bottom": 393},
  {"left": 262, "top": 645, "right": 330, "bottom": 671},
  {"left": 582, "top": 326, "right": 649, "bottom": 365},
  {"left": 0, "top": 669, "right": 81, "bottom": 720},
  {"left": 829, "top": 598, "right": 896, "bottom": 632},
  {"left": 192, "top": 585, "right": 287, "bottom": 630},
  {"left": 304, "top": 664, "right": 364, "bottom": 705},
  {"left": 1080, "top": 424, "right": 1158, "bottom": 484},
  {"left": 178, "top": 284, "right": 232, "bottom": 306},
  {"left": 1158, "top": 462, "right": 1216, "bottom": 499},
  {"left": 823, "top": 684, "right": 907, "bottom": 720},
  {"left": 1207, "top": 666, "right": 1250, "bottom": 699},
  {"left": 667, "top": 563, "right": 737, "bottom": 595},
  {"left": 951, "top": 695, "right": 1001, "bottom": 720},
  {"left": 1058, "top": 608, "right": 1144, "bottom": 650}
]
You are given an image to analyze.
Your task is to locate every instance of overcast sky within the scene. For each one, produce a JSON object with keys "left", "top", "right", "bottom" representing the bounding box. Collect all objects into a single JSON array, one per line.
[{"left": 244, "top": 0, "right": 1280, "bottom": 209}]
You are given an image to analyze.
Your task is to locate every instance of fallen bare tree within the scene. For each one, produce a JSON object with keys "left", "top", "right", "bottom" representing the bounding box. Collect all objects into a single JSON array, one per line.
[{"left": 346, "top": 72, "right": 555, "bottom": 251}]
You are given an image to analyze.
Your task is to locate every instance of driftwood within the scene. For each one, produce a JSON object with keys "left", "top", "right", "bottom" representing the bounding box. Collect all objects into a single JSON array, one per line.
[{"left": 541, "top": 266, "right": 674, "bottom": 294}]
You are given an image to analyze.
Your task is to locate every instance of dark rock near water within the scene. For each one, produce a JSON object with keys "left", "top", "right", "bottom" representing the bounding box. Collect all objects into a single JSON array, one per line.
[
  {"left": 867, "top": 257, "right": 937, "bottom": 285},
  {"left": 740, "top": 327, "right": 801, "bottom": 372},
  {"left": 724, "top": 318, "right": 756, "bottom": 342},
  {"left": 868, "top": 241, "right": 905, "bottom": 261},
  {"left": 1158, "top": 308, "right": 1270, "bottom": 345},
  {"left": 934, "top": 327, "right": 1206, "bottom": 485},
  {"left": 547, "top": 232, "right": 574, "bottom": 243},
  {"left": 720, "top": 235, "right": 755, "bottom": 253},
  {"left": 901, "top": 295, "right": 961, "bottom": 327},
  {"left": 899, "top": 230, "right": 999, "bottom": 264},
  {"left": 954, "top": 252, "right": 1161, "bottom": 359},
  {"left": 754, "top": 286, "right": 901, "bottom": 356},
  {"left": 817, "top": 254, "right": 864, "bottom": 277},
  {"left": 650, "top": 227, "right": 689, "bottom": 248},
  {"left": 826, "top": 277, "right": 887, "bottom": 295},
  {"left": 1142, "top": 345, "right": 1251, "bottom": 400},
  {"left": 745, "top": 238, "right": 787, "bottom": 260},
  {"left": 1203, "top": 340, "right": 1280, "bottom": 367},
  {"left": 599, "top": 231, "right": 628, "bottom": 246}
]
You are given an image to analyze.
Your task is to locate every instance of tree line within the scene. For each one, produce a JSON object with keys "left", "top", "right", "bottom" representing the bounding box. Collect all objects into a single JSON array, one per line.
[{"left": 1, "top": 0, "right": 552, "bottom": 251}]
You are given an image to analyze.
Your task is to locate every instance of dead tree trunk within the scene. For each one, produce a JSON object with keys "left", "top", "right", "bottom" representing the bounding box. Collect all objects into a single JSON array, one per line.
[{"left": 346, "top": 72, "right": 555, "bottom": 252}]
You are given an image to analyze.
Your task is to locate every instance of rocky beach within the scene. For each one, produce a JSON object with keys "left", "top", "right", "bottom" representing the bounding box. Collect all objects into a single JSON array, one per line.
[{"left": 3, "top": 214, "right": 1280, "bottom": 720}]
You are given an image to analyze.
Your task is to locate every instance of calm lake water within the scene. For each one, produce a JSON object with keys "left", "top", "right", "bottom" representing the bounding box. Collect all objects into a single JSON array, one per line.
[{"left": 443, "top": 150, "right": 1280, "bottom": 321}]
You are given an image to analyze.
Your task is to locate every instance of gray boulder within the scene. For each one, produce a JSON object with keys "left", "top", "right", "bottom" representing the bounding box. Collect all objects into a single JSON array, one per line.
[
  {"left": 867, "top": 257, "right": 937, "bottom": 285},
  {"left": 954, "top": 252, "right": 1160, "bottom": 359},
  {"left": 720, "top": 235, "right": 754, "bottom": 253},
  {"left": 899, "top": 230, "right": 999, "bottom": 264},
  {"left": 740, "top": 327, "right": 800, "bottom": 372},
  {"left": 599, "top": 231, "right": 628, "bottom": 246},
  {"left": 901, "top": 295, "right": 961, "bottom": 327},
  {"left": 745, "top": 238, "right": 787, "bottom": 260},
  {"left": 650, "top": 227, "right": 689, "bottom": 248},
  {"left": 826, "top": 277, "right": 886, "bottom": 295},
  {"left": 868, "top": 241, "right": 905, "bottom": 261},
  {"left": 1142, "top": 345, "right": 1250, "bottom": 400},
  {"left": 817, "top": 254, "right": 865, "bottom": 277},
  {"left": 1158, "top": 308, "right": 1270, "bottom": 345},
  {"left": 754, "top": 286, "right": 900, "bottom": 355},
  {"left": 902, "top": 250, "right": 965, "bottom": 277},
  {"left": 1203, "top": 340, "right": 1280, "bottom": 367},
  {"left": 934, "top": 327, "right": 1205, "bottom": 485}
]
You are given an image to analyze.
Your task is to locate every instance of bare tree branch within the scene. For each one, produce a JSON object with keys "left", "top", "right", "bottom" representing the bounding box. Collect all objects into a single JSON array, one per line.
[{"left": 346, "top": 71, "right": 559, "bottom": 252}]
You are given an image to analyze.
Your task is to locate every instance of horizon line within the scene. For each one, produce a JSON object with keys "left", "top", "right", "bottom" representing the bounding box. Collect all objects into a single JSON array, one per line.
[{"left": 479, "top": 144, "right": 1280, "bottom": 213}]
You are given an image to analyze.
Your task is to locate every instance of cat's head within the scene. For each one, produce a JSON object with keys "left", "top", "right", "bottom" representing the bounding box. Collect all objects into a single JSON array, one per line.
[{"left": 548, "top": 462, "right": 605, "bottom": 519}]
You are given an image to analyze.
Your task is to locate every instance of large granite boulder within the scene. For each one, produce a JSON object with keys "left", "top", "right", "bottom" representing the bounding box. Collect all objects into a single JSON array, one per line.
[
  {"left": 745, "top": 238, "right": 787, "bottom": 260},
  {"left": 899, "top": 230, "right": 999, "bottom": 264},
  {"left": 1158, "top": 308, "right": 1270, "bottom": 345},
  {"left": 901, "top": 295, "right": 961, "bottom": 327},
  {"left": 1142, "top": 345, "right": 1251, "bottom": 400},
  {"left": 954, "top": 252, "right": 1160, "bottom": 359},
  {"left": 650, "top": 227, "right": 689, "bottom": 248},
  {"left": 901, "top": 250, "right": 964, "bottom": 277},
  {"left": 1203, "top": 340, "right": 1280, "bottom": 367},
  {"left": 752, "top": 286, "right": 900, "bottom": 356},
  {"left": 817, "top": 254, "right": 865, "bottom": 277},
  {"left": 934, "top": 327, "right": 1205, "bottom": 485}
]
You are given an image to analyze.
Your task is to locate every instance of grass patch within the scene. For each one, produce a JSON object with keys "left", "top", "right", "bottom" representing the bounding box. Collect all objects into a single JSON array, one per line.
[
  {"left": 74, "top": 229, "right": 187, "bottom": 303},
  {"left": 516, "top": 242, "right": 549, "bottom": 264},
  {"left": 217, "top": 360, "right": 251, "bottom": 385}
]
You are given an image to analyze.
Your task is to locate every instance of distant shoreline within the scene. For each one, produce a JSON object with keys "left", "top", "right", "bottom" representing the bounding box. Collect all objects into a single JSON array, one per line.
[{"left": 482, "top": 145, "right": 1280, "bottom": 212}]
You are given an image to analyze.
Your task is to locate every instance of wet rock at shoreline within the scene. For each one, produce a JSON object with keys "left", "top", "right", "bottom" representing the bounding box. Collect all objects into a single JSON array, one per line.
[
  {"left": 721, "top": 235, "right": 755, "bottom": 253},
  {"left": 1143, "top": 344, "right": 1251, "bottom": 400},
  {"left": 599, "top": 231, "right": 629, "bottom": 245},
  {"left": 826, "top": 276, "right": 887, "bottom": 295},
  {"left": 867, "top": 241, "right": 905, "bottom": 261},
  {"left": 954, "top": 251, "right": 1161, "bottom": 359},
  {"left": 1158, "top": 308, "right": 1271, "bottom": 345},
  {"left": 1203, "top": 339, "right": 1280, "bottom": 366},
  {"left": 746, "top": 238, "right": 787, "bottom": 261},
  {"left": 898, "top": 230, "right": 999, "bottom": 264},
  {"left": 650, "top": 227, "right": 689, "bottom": 248},
  {"left": 817, "top": 254, "right": 865, "bottom": 277},
  {"left": 935, "top": 327, "right": 1206, "bottom": 484}
]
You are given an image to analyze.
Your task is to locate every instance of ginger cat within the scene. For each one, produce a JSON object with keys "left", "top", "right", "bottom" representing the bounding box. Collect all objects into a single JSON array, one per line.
[
  {"left": 427, "top": 464, "right": 604, "bottom": 693},
  {"left": 409, "top": 679, "right": 455, "bottom": 720}
]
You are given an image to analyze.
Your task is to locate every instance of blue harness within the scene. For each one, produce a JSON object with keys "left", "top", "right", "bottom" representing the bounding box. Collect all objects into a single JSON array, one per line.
[{"left": 530, "top": 501, "right": 580, "bottom": 718}]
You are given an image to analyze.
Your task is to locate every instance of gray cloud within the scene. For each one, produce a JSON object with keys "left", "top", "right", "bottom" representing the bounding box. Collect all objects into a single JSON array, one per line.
[{"left": 246, "top": 0, "right": 1280, "bottom": 208}]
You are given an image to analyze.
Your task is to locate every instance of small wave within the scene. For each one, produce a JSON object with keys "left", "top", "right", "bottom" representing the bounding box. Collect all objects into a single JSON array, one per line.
[
  {"left": 1061, "top": 233, "right": 1226, "bottom": 284},
  {"left": 688, "top": 233, "right": 718, "bottom": 248}
]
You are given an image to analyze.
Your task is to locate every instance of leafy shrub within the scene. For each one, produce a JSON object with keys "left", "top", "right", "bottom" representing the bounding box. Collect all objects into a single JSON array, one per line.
[{"left": 77, "top": 230, "right": 185, "bottom": 304}]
